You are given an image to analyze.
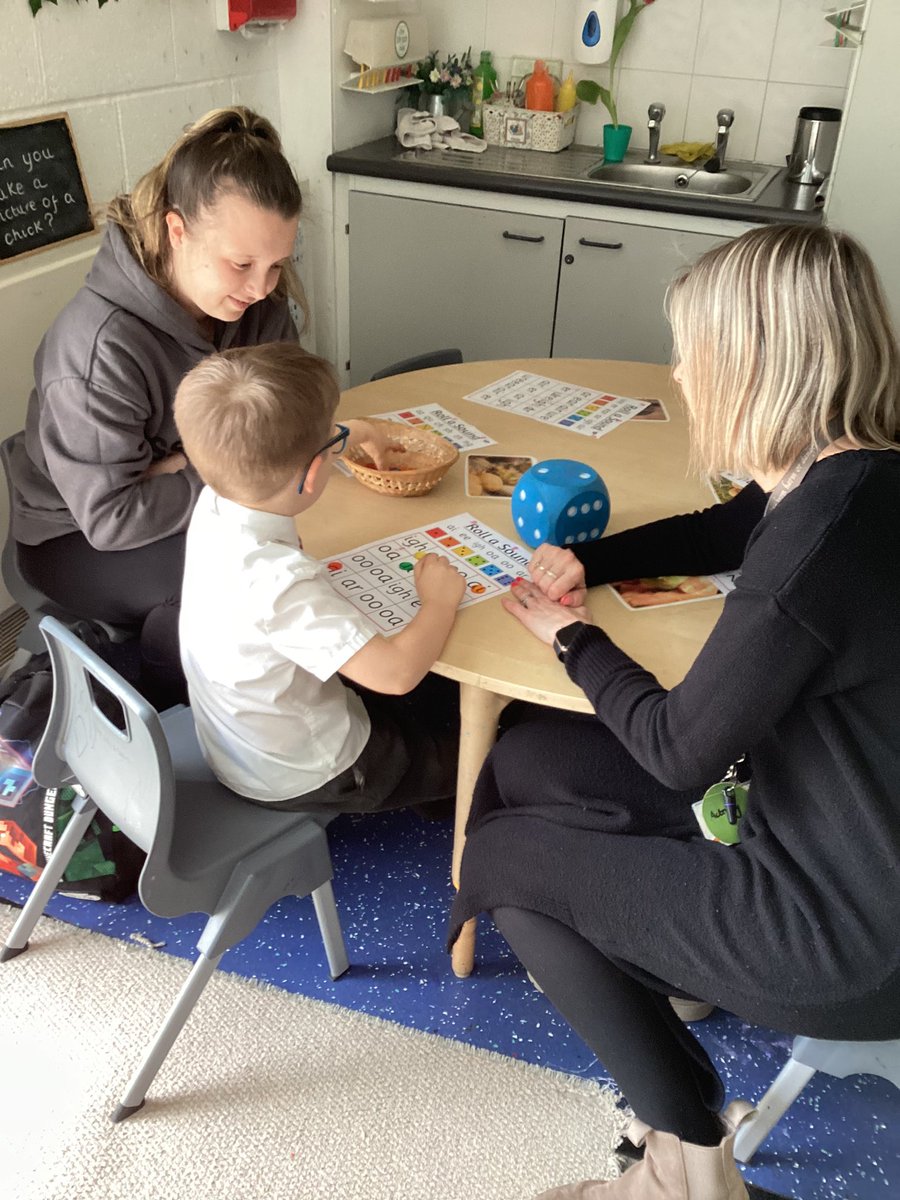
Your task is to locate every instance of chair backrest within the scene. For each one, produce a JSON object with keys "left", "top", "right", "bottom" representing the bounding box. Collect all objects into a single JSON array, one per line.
[
  {"left": 33, "top": 616, "right": 175, "bottom": 859},
  {"left": 369, "top": 348, "right": 463, "bottom": 381}
]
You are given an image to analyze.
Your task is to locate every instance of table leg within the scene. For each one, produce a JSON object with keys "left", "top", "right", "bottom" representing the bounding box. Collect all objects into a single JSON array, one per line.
[{"left": 450, "top": 683, "right": 512, "bottom": 979}]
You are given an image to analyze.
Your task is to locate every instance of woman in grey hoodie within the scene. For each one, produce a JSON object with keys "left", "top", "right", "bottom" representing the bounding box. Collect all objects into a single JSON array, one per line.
[{"left": 10, "top": 107, "right": 303, "bottom": 703}]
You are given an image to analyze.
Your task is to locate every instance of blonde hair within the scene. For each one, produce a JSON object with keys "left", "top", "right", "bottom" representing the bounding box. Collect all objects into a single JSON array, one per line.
[
  {"left": 107, "top": 106, "right": 308, "bottom": 327},
  {"left": 666, "top": 224, "right": 900, "bottom": 477},
  {"left": 174, "top": 344, "right": 338, "bottom": 504}
]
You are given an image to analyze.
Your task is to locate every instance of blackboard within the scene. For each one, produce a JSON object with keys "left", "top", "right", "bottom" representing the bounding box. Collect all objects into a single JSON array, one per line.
[{"left": 0, "top": 113, "right": 95, "bottom": 264}]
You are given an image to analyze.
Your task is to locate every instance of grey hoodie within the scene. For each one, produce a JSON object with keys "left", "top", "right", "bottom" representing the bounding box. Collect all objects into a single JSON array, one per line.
[{"left": 11, "top": 221, "right": 296, "bottom": 551}]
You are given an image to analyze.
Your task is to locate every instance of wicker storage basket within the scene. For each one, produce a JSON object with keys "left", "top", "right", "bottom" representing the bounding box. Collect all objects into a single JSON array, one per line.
[
  {"left": 482, "top": 102, "right": 579, "bottom": 153},
  {"left": 343, "top": 419, "right": 459, "bottom": 497}
]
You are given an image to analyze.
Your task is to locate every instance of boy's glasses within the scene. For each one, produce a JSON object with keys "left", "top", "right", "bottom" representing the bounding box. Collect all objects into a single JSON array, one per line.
[{"left": 297, "top": 423, "right": 350, "bottom": 494}]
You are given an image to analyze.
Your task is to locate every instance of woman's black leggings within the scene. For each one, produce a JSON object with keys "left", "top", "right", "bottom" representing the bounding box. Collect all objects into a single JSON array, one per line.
[
  {"left": 18, "top": 530, "right": 186, "bottom": 708},
  {"left": 492, "top": 905, "right": 725, "bottom": 1146}
]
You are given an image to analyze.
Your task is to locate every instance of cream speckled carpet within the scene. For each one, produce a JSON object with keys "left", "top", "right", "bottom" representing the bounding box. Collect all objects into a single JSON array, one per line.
[{"left": 0, "top": 906, "right": 627, "bottom": 1200}]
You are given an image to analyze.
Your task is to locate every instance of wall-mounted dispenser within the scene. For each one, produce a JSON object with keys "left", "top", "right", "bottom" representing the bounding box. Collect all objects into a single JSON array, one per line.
[
  {"left": 342, "top": 13, "right": 428, "bottom": 94},
  {"left": 216, "top": 0, "right": 296, "bottom": 36},
  {"left": 574, "top": 2, "right": 619, "bottom": 66}
]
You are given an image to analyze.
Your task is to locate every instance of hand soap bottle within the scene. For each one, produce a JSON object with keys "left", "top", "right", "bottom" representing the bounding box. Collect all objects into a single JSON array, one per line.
[
  {"left": 574, "top": 2, "right": 619, "bottom": 65},
  {"left": 470, "top": 50, "right": 499, "bottom": 138},
  {"left": 525, "top": 59, "right": 554, "bottom": 112}
]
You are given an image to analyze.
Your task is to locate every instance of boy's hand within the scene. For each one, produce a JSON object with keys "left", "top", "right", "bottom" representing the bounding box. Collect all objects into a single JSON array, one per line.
[
  {"left": 413, "top": 553, "right": 467, "bottom": 609},
  {"left": 342, "top": 419, "right": 400, "bottom": 470},
  {"left": 142, "top": 452, "right": 188, "bottom": 479},
  {"left": 528, "top": 545, "right": 587, "bottom": 607}
]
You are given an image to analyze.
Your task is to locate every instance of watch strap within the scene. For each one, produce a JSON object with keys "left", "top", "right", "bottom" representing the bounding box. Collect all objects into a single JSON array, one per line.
[{"left": 553, "top": 621, "right": 585, "bottom": 662}]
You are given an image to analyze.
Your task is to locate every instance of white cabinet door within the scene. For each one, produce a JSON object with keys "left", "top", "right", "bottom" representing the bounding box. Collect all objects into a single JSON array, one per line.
[
  {"left": 552, "top": 217, "right": 728, "bottom": 364},
  {"left": 349, "top": 192, "right": 563, "bottom": 384}
]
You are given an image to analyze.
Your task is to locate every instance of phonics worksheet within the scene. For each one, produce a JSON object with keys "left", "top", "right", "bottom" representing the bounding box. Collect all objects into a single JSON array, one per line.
[
  {"left": 463, "top": 371, "right": 649, "bottom": 439},
  {"left": 368, "top": 403, "right": 496, "bottom": 451},
  {"left": 325, "top": 513, "right": 531, "bottom": 635}
]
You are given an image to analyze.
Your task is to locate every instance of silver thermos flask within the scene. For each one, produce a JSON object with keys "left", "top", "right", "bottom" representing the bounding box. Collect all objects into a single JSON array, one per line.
[{"left": 786, "top": 106, "right": 842, "bottom": 185}]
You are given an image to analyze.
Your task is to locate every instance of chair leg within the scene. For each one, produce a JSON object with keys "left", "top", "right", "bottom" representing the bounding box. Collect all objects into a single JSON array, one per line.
[
  {"left": 312, "top": 880, "right": 349, "bottom": 980},
  {"left": 0, "top": 793, "right": 98, "bottom": 962},
  {"left": 733, "top": 1056, "right": 817, "bottom": 1162},
  {"left": 112, "top": 948, "right": 223, "bottom": 1122}
]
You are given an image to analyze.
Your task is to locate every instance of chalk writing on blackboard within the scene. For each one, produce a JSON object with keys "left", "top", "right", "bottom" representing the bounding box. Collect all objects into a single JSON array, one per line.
[{"left": 0, "top": 113, "right": 94, "bottom": 264}]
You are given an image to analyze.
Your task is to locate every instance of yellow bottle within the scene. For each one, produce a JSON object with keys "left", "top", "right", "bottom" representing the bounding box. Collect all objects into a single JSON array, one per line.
[{"left": 557, "top": 71, "right": 577, "bottom": 113}]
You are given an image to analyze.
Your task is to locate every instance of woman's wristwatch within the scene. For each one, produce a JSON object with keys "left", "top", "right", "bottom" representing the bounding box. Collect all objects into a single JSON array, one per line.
[{"left": 552, "top": 621, "right": 586, "bottom": 663}]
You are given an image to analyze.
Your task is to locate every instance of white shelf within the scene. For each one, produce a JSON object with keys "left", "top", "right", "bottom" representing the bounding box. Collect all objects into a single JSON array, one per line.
[
  {"left": 341, "top": 72, "right": 419, "bottom": 95},
  {"left": 823, "top": 1, "right": 866, "bottom": 46}
]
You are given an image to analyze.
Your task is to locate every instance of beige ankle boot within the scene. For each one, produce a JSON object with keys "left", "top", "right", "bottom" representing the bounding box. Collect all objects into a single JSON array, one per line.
[{"left": 533, "top": 1123, "right": 749, "bottom": 1200}]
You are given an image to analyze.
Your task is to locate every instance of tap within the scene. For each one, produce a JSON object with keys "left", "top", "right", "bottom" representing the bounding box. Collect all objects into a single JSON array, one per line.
[
  {"left": 645, "top": 102, "right": 666, "bottom": 164},
  {"left": 714, "top": 108, "right": 734, "bottom": 168}
]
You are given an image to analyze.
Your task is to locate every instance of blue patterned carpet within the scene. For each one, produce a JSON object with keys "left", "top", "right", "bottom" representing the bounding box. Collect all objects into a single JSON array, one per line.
[{"left": 1, "top": 806, "right": 896, "bottom": 1199}]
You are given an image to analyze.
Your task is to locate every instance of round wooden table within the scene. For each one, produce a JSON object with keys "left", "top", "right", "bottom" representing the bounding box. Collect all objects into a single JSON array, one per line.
[{"left": 300, "top": 359, "right": 723, "bottom": 977}]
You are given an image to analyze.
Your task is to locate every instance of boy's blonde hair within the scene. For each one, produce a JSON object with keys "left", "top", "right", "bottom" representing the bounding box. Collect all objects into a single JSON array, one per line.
[
  {"left": 666, "top": 223, "right": 900, "bottom": 477},
  {"left": 175, "top": 343, "right": 338, "bottom": 504}
]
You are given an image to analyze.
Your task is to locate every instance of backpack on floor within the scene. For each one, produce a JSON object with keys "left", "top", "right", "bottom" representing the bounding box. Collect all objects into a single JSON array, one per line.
[{"left": 0, "top": 632, "right": 145, "bottom": 902}]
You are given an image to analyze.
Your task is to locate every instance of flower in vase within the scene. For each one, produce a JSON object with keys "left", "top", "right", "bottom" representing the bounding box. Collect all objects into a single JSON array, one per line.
[{"left": 414, "top": 49, "right": 474, "bottom": 97}]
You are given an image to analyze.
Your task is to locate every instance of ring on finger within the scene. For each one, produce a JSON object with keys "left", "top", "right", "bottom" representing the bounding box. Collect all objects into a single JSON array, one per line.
[{"left": 545, "top": 568, "right": 558, "bottom": 579}]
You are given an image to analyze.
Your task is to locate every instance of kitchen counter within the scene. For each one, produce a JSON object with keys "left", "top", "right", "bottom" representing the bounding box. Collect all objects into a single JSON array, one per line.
[{"left": 327, "top": 135, "right": 824, "bottom": 226}]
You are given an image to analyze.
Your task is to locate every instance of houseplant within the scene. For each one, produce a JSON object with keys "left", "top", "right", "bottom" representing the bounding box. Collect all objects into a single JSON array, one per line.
[
  {"left": 29, "top": 0, "right": 113, "bottom": 12},
  {"left": 413, "top": 49, "right": 474, "bottom": 125},
  {"left": 576, "top": 0, "right": 660, "bottom": 162}
]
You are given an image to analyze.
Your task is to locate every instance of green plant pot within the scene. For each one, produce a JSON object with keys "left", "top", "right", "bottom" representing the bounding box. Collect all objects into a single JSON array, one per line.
[{"left": 603, "top": 123, "right": 632, "bottom": 163}]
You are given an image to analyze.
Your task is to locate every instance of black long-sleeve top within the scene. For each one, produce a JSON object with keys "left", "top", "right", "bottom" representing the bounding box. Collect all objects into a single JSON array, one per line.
[{"left": 451, "top": 451, "right": 900, "bottom": 1038}]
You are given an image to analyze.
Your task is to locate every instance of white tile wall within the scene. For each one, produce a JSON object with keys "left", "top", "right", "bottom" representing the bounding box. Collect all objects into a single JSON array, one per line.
[
  {"left": 415, "top": 0, "right": 856, "bottom": 164},
  {"left": 0, "top": 2, "right": 44, "bottom": 112},
  {"left": 1, "top": 0, "right": 282, "bottom": 209}
]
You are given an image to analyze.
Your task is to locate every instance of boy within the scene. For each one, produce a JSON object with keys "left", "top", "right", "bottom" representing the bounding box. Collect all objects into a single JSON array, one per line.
[{"left": 174, "top": 343, "right": 465, "bottom": 813}]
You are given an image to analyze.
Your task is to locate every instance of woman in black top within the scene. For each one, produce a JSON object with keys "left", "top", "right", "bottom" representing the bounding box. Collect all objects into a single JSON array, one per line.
[{"left": 449, "top": 225, "right": 900, "bottom": 1200}]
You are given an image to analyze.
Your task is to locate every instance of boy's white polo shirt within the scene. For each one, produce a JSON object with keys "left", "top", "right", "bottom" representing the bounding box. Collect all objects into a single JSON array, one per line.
[{"left": 180, "top": 486, "right": 379, "bottom": 802}]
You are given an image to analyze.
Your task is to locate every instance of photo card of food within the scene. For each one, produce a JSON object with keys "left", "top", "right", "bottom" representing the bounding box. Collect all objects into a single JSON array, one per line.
[
  {"left": 466, "top": 454, "right": 535, "bottom": 499},
  {"left": 708, "top": 473, "right": 751, "bottom": 504},
  {"left": 608, "top": 571, "right": 739, "bottom": 611},
  {"left": 631, "top": 398, "right": 669, "bottom": 421}
]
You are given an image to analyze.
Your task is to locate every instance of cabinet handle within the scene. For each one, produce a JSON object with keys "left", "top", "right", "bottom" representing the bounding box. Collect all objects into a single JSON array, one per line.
[
  {"left": 502, "top": 231, "right": 546, "bottom": 244},
  {"left": 578, "top": 237, "right": 624, "bottom": 250}
]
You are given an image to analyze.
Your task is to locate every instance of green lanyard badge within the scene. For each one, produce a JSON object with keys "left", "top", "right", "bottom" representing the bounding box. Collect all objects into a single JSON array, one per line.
[{"left": 692, "top": 759, "right": 749, "bottom": 846}]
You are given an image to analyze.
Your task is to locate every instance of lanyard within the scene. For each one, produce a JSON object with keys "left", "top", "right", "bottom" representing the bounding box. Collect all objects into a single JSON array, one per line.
[{"left": 764, "top": 426, "right": 837, "bottom": 516}]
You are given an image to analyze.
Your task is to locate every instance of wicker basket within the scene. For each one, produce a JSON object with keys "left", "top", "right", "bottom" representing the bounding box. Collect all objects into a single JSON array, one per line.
[
  {"left": 343, "top": 419, "right": 459, "bottom": 497},
  {"left": 482, "top": 102, "right": 579, "bottom": 153}
]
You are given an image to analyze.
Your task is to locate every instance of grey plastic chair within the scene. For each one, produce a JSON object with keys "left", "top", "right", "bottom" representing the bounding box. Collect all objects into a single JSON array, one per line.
[
  {"left": 369, "top": 348, "right": 463, "bottom": 381},
  {"left": 0, "top": 432, "right": 93, "bottom": 654},
  {"left": 734, "top": 1035, "right": 900, "bottom": 1161},
  {"left": 0, "top": 615, "right": 348, "bottom": 1122}
]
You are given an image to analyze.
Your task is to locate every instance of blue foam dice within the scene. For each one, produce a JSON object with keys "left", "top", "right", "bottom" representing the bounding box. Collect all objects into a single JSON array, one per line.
[{"left": 511, "top": 459, "right": 610, "bottom": 549}]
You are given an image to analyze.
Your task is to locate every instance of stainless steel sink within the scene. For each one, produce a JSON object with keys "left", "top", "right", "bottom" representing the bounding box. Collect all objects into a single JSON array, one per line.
[{"left": 586, "top": 158, "right": 781, "bottom": 201}]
